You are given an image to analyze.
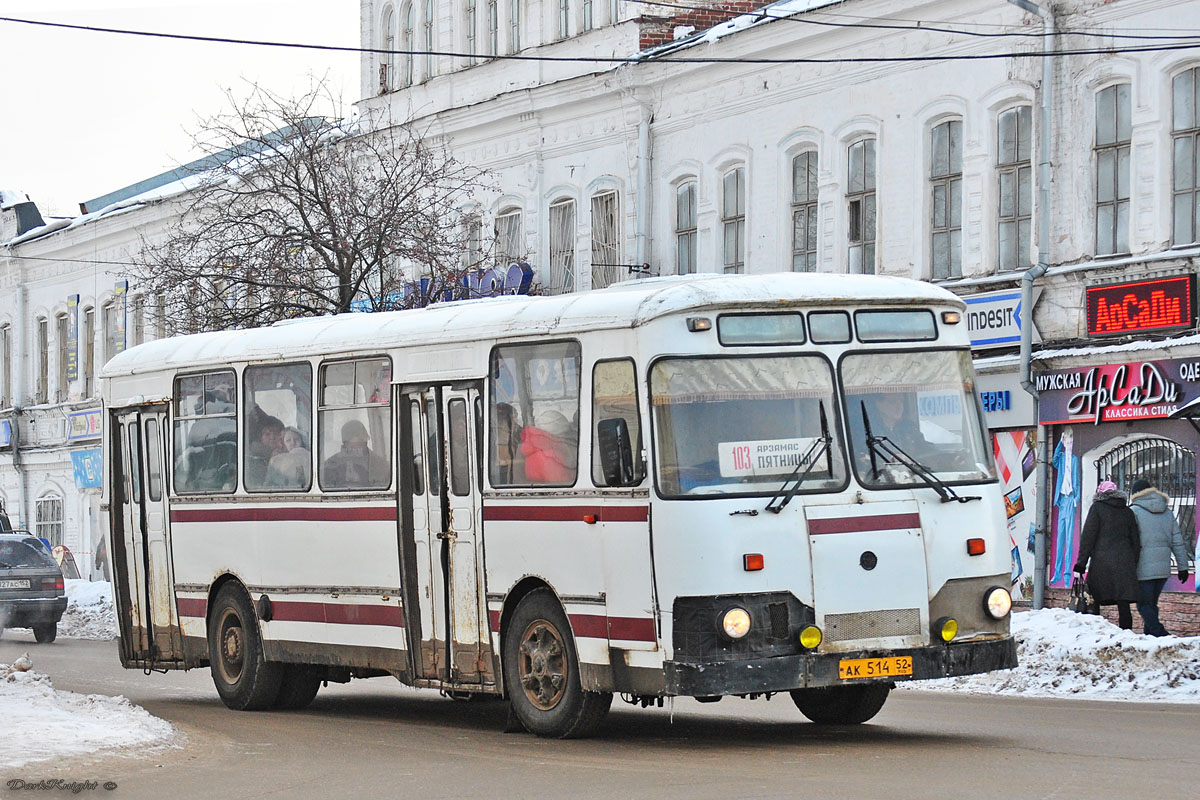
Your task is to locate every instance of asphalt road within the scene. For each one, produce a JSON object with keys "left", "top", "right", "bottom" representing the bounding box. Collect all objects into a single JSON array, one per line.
[{"left": 2, "top": 633, "right": 1197, "bottom": 800}]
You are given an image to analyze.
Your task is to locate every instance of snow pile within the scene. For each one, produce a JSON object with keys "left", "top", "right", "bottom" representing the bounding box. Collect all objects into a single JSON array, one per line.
[
  {"left": 59, "top": 580, "right": 118, "bottom": 641},
  {"left": 905, "top": 608, "right": 1200, "bottom": 703},
  {"left": 0, "top": 655, "right": 175, "bottom": 769}
]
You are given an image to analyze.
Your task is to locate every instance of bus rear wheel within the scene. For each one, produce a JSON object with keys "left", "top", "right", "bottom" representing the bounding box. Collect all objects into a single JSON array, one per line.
[
  {"left": 208, "top": 585, "right": 283, "bottom": 711},
  {"left": 273, "top": 665, "right": 322, "bottom": 710},
  {"left": 790, "top": 684, "right": 890, "bottom": 725},
  {"left": 503, "top": 589, "right": 611, "bottom": 738}
]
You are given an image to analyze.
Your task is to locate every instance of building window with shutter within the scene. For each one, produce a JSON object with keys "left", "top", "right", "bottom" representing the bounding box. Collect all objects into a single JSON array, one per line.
[
  {"left": 676, "top": 181, "right": 697, "bottom": 275},
  {"left": 36, "top": 317, "right": 48, "bottom": 404},
  {"left": 549, "top": 199, "right": 576, "bottom": 294},
  {"left": 997, "top": 106, "right": 1032, "bottom": 270},
  {"left": 722, "top": 167, "right": 745, "bottom": 274},
  {"left": 846, "top": 138, "right": 876, "bottom": 275},
  {"left": 55, "top": 313, "right": 69, "bottom": 403},
  {"left": 791, "top": 151, "right": 818, "bottom": 272},
  {"left": 930, "top": 120, "right": 962, "bottom": 279}
]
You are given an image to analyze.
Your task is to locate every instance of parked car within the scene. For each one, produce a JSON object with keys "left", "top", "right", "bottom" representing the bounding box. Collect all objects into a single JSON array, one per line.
[{"left": 0, "top": 532, "right": 67, "bottom": 643}]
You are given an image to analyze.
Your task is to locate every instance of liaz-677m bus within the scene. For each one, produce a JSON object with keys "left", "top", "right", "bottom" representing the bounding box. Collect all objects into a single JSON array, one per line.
[{"left": 101, "top": 273, "right": 1016, "bottom": 738}]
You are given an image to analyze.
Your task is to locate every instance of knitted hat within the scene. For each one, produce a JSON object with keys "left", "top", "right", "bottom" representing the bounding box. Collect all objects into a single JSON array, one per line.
[
  {"left": 1097, "top": 480, "right": 1118, "bottom": 494},
  {"left": 1131, "top": 478, "right": 1152, "bottom": 494}
]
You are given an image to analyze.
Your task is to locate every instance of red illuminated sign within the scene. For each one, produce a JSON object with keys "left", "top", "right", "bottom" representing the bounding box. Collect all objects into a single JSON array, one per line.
[{"left": 1086, "top": 275, "right": 1194, "bottom": 337}]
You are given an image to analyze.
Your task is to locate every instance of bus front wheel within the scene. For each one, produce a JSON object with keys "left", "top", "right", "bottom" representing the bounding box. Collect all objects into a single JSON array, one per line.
[
  {"left": 790, "top": 684, "right": 890, "bottom": 725},
  {"left": 502, "top": 589, "right": 612, "bottom": 738},
  {"left": 208, "top": 585, "right": 283, "bottom": 711}
]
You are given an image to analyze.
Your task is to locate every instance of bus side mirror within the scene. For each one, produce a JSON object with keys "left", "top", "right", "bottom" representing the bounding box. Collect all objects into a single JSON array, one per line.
[{"left": 597, "top": 417, "right": 636, "bottom": 487}]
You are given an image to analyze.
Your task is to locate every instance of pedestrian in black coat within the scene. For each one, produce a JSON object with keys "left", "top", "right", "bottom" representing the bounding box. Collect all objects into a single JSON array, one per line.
[{"left": 1074, "top": 480, "right": 1140, "bottom": 629}]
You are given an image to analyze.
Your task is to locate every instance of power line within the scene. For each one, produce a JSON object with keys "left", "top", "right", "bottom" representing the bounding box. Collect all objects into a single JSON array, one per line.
[{"left": 2, "top": 14, "right": 1199, "bottom": 66}]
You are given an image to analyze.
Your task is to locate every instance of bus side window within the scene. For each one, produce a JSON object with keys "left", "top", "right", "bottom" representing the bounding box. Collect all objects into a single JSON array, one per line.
[
  {"left": 592, "top": 358, "right": 644, "bottom": 487},
  {"left": 489, "top": 341, "right": 581, "bottom": 488},
  {"left": 173, "top": 370, "right": 237, "bottom": 494},
  {"left": 317, "top": 357, "right": 392, "bottom": 492},
  {"left": 244, "top": 363, "right": 314, "bottom": 493}
]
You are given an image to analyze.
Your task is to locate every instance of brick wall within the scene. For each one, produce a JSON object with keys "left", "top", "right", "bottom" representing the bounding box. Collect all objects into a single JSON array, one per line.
[
  {"left": 1043, "top": 589, "right": 1200, "bottom": 637},
  {"left": 638, "top": 1, "right": 768, "bottom": 50}
]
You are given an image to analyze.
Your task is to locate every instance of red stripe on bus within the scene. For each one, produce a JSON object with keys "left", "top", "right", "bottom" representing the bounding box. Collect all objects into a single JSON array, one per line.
[
  {"left": 482, "top": 505, "right": 649, "bottom": 522},
  {"left": 807, "top": 513, "right": 922, "bottom": 535},
  {"left": 170, "top": 506, "right": 397, "bottom": 523},
  {"left": 174, "top": 596, "right": 402, "bottom": 627},
  {"left": 270, "top": 601, "right": 405, "bottom": 627},
  {"left": 486, "top": 609, "right": 655, "bottom": 642},
  {"left": 176, "top": 597, "right": 207, "bottom": 618}
]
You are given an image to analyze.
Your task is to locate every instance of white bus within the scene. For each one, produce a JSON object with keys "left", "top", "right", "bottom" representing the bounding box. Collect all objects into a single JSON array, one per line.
[{"left": 101, "top": 273, "right": 1016, "bottom": 738}]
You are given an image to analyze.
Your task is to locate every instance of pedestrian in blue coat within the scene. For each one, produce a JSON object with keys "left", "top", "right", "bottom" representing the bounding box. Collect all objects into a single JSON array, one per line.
[{"left": 1129, "top": 478, "right": 1192, "bottom": 636}]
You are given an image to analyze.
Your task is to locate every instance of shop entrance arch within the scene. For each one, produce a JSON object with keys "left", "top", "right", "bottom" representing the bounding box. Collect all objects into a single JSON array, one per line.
[{"left": 1094, "top": 436, "right": 1196, "bottom": 565}]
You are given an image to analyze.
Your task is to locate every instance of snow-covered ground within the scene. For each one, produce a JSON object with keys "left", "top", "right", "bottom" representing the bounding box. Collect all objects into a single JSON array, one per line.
[
  {"left": 0, "top": 656, "right": 175, "bottom": 769},
  {"left": 59, "top": 579, "right": 118, "bottom": 641},
  {"left": 901, "top": 607, "right": 1200, "bottom": 703},
  {"left": 2, "top": 587, "right": 1198, "bottom": 771}
]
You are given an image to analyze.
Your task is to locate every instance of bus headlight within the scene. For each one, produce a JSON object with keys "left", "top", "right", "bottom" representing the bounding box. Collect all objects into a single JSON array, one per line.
[
  {"left": 798, "top": 625, "right": 822, "bottom": 649},
  {"left": 719, "top": 607, "right": 752, "bottom": 639},
  {"left": 984, "top": 586, "right": 1012, "bottom": 619},
  {"left": 933, "top": 616, "right": 958, "bottom": 643}
]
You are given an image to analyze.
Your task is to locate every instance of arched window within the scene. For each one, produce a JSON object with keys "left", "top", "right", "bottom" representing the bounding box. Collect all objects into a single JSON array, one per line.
[
  {"left": 591, "top": 190, "right": 621, "bottom": 288},
  {"left": 466, "top": 0, "right": 477, "bottom": 61},
  {"left": 424, "top": 0, "right": 435, "bottom": 78},
  {"left": 496, "top": 208, "right": 524, "bottom": 265},
  {"left": 401, "top": 2, "right": 415, "bottom": 86},
  {"left": 509, "top": 0, "right": 520, "bottom": 52},
  {"left": 35, "top": 493, "right": 63, "bottom": 548},
  {"left": 381, "top": 6, "right": 396, "bottom": 90},
  {"left": 487, "top": 0, "right": 499, "bottom": 55}
]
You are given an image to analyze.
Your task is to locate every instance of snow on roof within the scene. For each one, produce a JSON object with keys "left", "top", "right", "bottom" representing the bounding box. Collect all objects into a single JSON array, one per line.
[
  {"left": 0, "top": 188, "right": 30, "bottom": 209},
  {"left": 101, "top": 273, "right": 963, "bottom": 377},
  {"left": 640, "top": 0, "right": 848, "bottom": 60},
  {"left": 1032, "top": 332, "right": 1200, "bottom": 363}
]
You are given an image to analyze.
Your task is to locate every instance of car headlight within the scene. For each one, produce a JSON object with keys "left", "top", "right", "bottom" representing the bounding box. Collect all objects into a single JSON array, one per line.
[
  {"left": 984, "top": 586, "right": 1012, "bottom": 619},
  {"left": 719, "top": 607, "right": 751, "bottom": 639}
]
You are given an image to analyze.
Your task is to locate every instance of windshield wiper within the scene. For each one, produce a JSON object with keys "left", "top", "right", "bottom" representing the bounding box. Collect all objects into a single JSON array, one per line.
[
  {"left": 765, "top": 403, "right": 832, "bottom": 514},
  {"left": 860, "top": 405, "right": 979, "bottom": 504}
]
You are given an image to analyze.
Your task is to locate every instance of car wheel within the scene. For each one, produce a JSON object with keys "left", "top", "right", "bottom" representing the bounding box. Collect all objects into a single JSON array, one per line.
[
  {"left": 790, "top": 683, "right": 891, "bottom": 725},
  {"left": 502, "top": 589, "right": 611, "bottom": 738},
  {"left": 208, "top": 584, "right": 282, "bottom": 710},
  {"left": 33, "top": 622, "right": 57, "bottom": 644}
]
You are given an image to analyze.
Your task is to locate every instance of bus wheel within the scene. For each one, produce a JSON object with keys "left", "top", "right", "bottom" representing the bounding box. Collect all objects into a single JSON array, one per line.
[
  {"left": 790, "top": 684, "right": 891, "bottom": 725},
  {"left": 273, "top": 665, "right": 321, "bottom": 710},
  {"left": 208, "top": 585, "right": 283, "bottom": 711},
  {"left": 503, "top": 589, "right": 612, "bottom": 738}
]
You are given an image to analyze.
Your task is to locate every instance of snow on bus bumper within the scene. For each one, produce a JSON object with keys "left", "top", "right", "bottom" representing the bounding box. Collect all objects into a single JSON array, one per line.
[{"left": 663, "top": 635, "right": 1017, "bottom": 697}]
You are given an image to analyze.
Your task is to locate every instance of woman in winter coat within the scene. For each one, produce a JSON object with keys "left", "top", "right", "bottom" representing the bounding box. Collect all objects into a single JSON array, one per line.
[
  {"left": 1074, "top": 480, "right": 1140, "bottom": 629},
  {"left": 1128, "top": 478, "right": 1192, "bottom": 636}
]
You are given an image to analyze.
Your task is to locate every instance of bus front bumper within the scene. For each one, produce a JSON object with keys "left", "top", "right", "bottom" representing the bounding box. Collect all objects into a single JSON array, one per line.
[{"left": 664, "top": 635, "right": 1017, "bottom": 697}]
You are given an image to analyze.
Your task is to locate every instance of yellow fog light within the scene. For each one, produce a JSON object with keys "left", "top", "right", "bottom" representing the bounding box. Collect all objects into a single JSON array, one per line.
[
  {"left": 799, "top": 625, "right": 822, "bottom": 649},
  {"left": 720, "top": 607, "right": 751, "bottom": 639},
  {"left": 984, "top": 586, "right": 1013, "bottom": 619},
  {"left": 934, "top": 616, "right": 958, "bottom": 643}
]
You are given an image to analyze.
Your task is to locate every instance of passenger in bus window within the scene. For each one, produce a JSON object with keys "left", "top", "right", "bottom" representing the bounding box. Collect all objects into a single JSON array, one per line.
[
  {"left": 267, "top": 426, "right": 312, "bottom": 489},
  {"left": 246, "top": 414, "right": 284, "bottom": 488},
  {"left": 492, "top": 403, "right": 524, "bottom": 484},
  {"left": 323, "top": 419, "right": 389, "bottom": 489},
  {"left": 521, "top": 410, "right": 577, "bottom": 484}
]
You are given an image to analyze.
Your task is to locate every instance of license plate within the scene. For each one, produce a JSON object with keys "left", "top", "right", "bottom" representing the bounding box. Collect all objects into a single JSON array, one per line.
[
  {"left": 839, "top": 656, "right": 913, "bottom": 680},
  {"left": 0, "top": 579, "right": 31, "bottom": 589}
]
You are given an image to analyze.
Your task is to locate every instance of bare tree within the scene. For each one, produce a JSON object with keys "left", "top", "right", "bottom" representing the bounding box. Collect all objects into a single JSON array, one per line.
[{"left": 132, "top": 80, "right": 496, "bottom": 332}]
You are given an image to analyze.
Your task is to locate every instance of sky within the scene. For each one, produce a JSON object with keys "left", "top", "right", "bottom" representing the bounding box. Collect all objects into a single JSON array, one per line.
[
  {"left": 0, "top": 1, "right": 360, "bottom": 218},
  {"left": 3, "top": 592, "right": 1200, "bottom": 769}
]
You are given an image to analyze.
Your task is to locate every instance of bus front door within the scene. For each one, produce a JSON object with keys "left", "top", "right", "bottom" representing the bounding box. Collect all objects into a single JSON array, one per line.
[
  {"left": 112, "top": 407, "right": 183, "bottom": 666},
  {"left": 400, "top": 384, "right": 491, "bottom": 687}
]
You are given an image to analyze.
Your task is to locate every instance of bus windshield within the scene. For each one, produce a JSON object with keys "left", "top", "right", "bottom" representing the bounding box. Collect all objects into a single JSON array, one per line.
[
  {"left": 651, "top": 355, "right": 846, "bottom": 497},
  {"left": 842, "top": 349, "right": 995, "bottom": 488}
]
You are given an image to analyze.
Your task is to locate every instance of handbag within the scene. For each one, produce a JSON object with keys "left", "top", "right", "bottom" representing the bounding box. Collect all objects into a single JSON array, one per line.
[{"left": 1070, "top": 579, "right": 1095, "bottom": 614}]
